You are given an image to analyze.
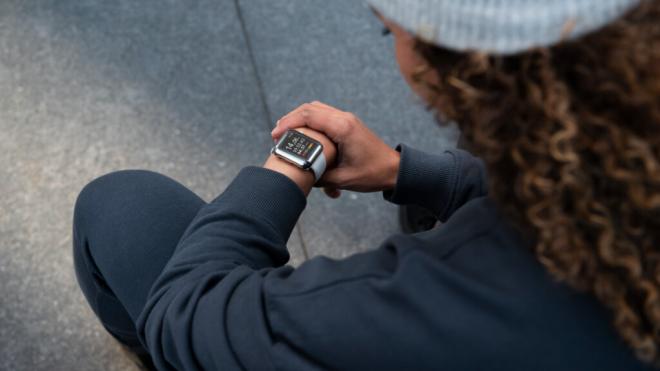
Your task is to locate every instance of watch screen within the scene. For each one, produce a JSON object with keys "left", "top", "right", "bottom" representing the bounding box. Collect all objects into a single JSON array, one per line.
[{"left": 279, "top": 130, "right": 320, "bottom": 160}]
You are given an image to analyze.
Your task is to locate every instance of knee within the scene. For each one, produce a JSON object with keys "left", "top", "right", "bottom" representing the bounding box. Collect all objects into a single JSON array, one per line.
[{"left": 73, "top": 170, "right": 166, "bottom": 231}]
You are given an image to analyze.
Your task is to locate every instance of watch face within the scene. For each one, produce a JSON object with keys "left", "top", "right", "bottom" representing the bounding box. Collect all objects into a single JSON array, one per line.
[{"left": 276, "top": 130, "right": 322, "bottom": 164}]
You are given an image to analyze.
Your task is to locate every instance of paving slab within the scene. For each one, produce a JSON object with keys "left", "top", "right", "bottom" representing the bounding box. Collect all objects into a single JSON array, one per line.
[
  {"left": 0, "top": 0, "right": 305, "bottom": 369},
  {"left": 238, "top": 0, "right": 459, "bottom": 258},
  {"left": 0, "top": 1, "right": 459, "bottom": 370}
]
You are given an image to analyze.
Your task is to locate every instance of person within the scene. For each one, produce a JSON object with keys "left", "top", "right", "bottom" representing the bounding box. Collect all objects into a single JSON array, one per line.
[{"left": 72, "top": 0, "right": 660, "bottom": 369}]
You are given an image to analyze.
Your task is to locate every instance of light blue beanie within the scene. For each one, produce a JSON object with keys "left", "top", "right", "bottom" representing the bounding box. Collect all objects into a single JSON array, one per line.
[{"left": 366, "top": 0, "right": 641, "bottom": 54}]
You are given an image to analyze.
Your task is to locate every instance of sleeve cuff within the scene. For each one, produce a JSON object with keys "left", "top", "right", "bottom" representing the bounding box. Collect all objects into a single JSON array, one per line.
[
  {"left": 383, "top": 144, "right": 459, "bottom": 220},
  {"left": 213, "top": 166, "right": 307, "bottom": 240}
]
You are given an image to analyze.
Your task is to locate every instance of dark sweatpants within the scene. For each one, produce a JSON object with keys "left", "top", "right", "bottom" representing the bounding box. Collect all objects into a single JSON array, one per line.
[{"left": 73, "top": 170, "right": 205, "bottom": 355}]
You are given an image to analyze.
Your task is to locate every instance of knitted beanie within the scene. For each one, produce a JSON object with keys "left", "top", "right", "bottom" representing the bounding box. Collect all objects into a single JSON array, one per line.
[{"left": 366, "top": 0, "right": 640, "bottom": 54}]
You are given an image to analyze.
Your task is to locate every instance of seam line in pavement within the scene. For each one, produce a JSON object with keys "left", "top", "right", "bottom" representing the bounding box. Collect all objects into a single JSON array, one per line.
[
  {"left": 233, "top": 0, "right": 274, "bottom": 131},
  {"left": 295, "top": 225, "right": 310, "bottom": 261},
  {"left": 233, "top": 0, "right": 311, "bottom": 261}
]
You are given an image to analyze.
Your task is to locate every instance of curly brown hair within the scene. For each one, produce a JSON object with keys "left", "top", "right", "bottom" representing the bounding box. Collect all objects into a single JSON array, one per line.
[{"left": 413, "top": 0, "right": 660, "bottom": 365}]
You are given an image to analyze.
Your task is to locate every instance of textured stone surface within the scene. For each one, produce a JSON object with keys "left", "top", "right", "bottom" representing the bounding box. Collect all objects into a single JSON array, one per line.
[
  {"left": 237, "top": 0, "right": 459, "bottom": 258},
  {"left": 0, "top": 0, "right": 457, "bottom": 370},
  {"left": 0, "top": 1, "right": 302, "bottom": 369}
]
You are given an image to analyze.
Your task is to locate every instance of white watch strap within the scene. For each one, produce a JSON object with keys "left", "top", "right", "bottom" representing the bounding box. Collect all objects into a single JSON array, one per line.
[{"left": 310, "top": 152, "right": 326, "bottom": 182}]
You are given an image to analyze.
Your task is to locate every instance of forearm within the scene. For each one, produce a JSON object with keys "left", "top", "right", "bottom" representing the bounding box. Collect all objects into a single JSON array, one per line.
[{"left": 137, "top": 166, "right": 306, "bottom": 369}]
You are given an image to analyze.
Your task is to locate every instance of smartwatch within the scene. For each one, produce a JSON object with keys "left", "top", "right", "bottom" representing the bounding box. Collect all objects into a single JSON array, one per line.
[{"left": 271, "top": 129, "right": 326, "bottom": 182}]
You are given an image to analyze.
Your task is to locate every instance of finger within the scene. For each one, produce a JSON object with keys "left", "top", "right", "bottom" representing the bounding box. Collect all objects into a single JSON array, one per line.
[
  {"left": 272, "top": 103, "right": 341, "bottom": 139},
  {"left": 275, "top": 107, "right": 351, "bottom": 142},
  {"left": 271, "top": 118, "right": 285, "bottom": 141},
  {"left": 273, "top": 103, "right": 326, "bottom": 136},
  {"left": 322, "top": 187, "right": 341, "bottom": 199},
  {"left": 310, "top": 100, "right": 343, "bottom": 112},
  {"left": 284, "top": 101, "right": 335, "bottom": 122}
]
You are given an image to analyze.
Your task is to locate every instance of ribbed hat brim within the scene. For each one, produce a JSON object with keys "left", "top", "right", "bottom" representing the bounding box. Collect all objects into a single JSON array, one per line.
[{"left": 367, "top": 0, "right": 640, "bottom": 54}]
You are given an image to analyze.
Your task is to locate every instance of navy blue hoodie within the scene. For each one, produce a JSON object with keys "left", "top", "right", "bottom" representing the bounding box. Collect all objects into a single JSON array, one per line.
[{"left": 136, "top": 145, "right": 647, "bottom": 370}]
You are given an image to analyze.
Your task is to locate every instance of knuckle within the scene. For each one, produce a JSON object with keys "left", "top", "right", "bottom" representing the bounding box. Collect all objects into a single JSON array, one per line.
[
  {"left": 345, "top": 112, "right": 359, "bottom": 125},
  {"left": 339, "top": 115, "right": 356, "bottom": 134},
  {"left": 300, "top": 106, "right": 312, "bottom": 117}
]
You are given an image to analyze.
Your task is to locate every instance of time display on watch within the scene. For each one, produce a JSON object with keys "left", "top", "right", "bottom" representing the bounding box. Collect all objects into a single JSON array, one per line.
[
  {"left": 277, "top": 130, "right": 321, "bottom": 160},
  {"left": 272, "top": 129, "right": 325, "bottom": 176}
]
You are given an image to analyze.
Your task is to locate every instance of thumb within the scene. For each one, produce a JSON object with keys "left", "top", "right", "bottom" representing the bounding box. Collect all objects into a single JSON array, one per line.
[{"left": 322, "top": 187, "right": 342, "bottom": 199}]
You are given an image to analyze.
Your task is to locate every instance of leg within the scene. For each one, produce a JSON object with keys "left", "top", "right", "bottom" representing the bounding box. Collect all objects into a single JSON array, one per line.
[{"left": 73, "top": 170, "right": 205, "bottom": 353}]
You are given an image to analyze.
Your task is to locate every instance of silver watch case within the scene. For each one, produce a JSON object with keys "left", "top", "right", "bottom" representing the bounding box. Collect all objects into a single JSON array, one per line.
[{"left": 271, "top": 131, "right": 323, "bottom": 170}]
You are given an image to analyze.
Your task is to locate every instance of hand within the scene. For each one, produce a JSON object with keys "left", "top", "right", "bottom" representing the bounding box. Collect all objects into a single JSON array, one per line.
[
  {"left": 272, "top": 101, "right": 400, "bottom": 197},
  {"left": 264, "top": 127, "right": 337, "bottom": 196}
]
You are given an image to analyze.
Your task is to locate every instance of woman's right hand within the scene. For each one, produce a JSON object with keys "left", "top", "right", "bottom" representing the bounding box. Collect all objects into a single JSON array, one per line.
[{"left": 271, "top": 101, "right": 400, "bottom": 197}]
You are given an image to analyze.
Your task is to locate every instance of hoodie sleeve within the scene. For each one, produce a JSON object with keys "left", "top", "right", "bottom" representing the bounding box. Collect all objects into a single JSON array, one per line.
[
  {"left": 383, "top": 144, "right": 488, "bottom": 222},
  {"left": 135, "top": 146, "right": 487, "bottom": 370},
  {"left": 136, "top": 166, "right": 307, "bottom": 370}
]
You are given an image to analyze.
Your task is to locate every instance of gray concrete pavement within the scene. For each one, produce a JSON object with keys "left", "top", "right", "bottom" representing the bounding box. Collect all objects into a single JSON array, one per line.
[
  {"left": 0, "top": 1, "right": 456, "bottom": 370},
  {"left": 238, "top": 0, "right": 457, "bottom": 259}
]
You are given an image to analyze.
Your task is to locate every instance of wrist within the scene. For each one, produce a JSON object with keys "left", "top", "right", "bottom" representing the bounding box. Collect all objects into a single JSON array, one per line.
[
  {"left": 383, "top": 149, "right": 401, "bottom": 191},
  {"left": 263, "top": 154, "right": 315, "bottom": 196}
]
